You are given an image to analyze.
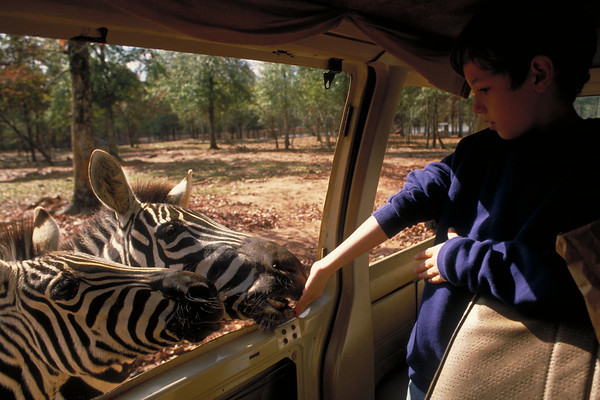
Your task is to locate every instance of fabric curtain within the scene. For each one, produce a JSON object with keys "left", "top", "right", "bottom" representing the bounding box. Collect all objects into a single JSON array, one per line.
[{"left": 101, "top": 0, "right": 473, "bottom": 96}]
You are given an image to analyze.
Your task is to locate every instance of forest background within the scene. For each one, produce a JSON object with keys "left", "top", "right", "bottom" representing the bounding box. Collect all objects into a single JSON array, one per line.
[{"left": 0, "top": 34, "right": 479, "bottom": 163}]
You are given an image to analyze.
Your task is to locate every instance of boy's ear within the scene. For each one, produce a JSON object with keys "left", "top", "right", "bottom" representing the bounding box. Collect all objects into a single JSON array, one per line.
[{"left": 530, "top": 55, "right": 554, "bottom": 93}]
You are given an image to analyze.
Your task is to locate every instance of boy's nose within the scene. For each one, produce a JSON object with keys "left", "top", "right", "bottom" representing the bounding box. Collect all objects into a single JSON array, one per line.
[{"left": 472, "top": 97, "right": 485, "bottom": 114}]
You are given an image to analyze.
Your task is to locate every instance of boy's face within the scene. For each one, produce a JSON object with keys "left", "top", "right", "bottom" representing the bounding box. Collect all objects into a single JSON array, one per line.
[{"left": 464, "top": 61, "right": 539, "bottom": 140}]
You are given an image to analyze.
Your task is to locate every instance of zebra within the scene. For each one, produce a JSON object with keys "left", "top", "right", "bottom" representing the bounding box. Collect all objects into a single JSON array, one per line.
[
  {"left": 0, "top": 212, "right": 225, "bottom": 400},
  {"left": 62, "top": 149, "right": 307, "bottom": 328},
  {"left": 0, "top": 206, "right": 60, "bottom": 262},
  {"left": 0, "top": 252, "right": 224, "bottom": 400}
]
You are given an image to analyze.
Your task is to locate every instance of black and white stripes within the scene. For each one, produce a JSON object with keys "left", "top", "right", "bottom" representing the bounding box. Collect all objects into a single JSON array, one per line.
[
  {"left": 67, "top": 150, "right": 307, "bottom": 328},
  {"left": 0, "top": 250, "right": 223, "bottom": 399}
]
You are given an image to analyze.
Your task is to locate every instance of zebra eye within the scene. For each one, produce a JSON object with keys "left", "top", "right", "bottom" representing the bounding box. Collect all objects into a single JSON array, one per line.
[
  {"left": 156, "top": 223, "right": 185, "bottom": 240},
  {"left": 50, "top": 274, "right": 79, "bottom": 301}
]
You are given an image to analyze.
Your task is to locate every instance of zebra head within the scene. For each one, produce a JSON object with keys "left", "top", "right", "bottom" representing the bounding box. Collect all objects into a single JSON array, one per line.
[
  {"left": 85, "top": 149, "right": 307, "bottom": 328},
  {"left": 0, "top": 252, "right": 223, "bottom": 399}
]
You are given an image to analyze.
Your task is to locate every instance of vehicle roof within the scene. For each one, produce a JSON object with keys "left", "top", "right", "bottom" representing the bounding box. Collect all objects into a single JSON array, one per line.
[{"left": 2, "top": 0, "right": 600, "bottom": 97}]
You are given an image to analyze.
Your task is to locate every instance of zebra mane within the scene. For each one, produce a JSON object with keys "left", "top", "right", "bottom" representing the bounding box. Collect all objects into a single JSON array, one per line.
[
  {"left": 0, "top": 215, "right": 34, "bottom": 261},
  {"left": 62, "top": 181, "right": 179, "bottom": 253},
  {"left": 131, "top": 180, "right": 175, "bottom": 203}
]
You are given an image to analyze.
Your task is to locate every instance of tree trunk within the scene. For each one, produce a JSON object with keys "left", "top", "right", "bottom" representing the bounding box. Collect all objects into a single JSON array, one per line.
[
  {"left": 105, "top": 103, "right": 119, "bottom": 157},
  {"left": 0, "top": 111, "right": 52, "bottom": 164},
  {"left": 207, "top": 75, "right": 219, "bottom": 150},
  {"left": 283, "top": 108, "right": 291, "bottom": 150},
  {"left": 24, "top": 109, "right": 37, "bottom": 162},
  {"left": 269, "top": 116, "right": 279, "bottom": 149},
  {"left": 64, "top": 40, "right": 101, "bottom": 215},
  {"left": 458, "top": 100, "right": 464, "bottom": 137},
  {"left": 208, "top": 103, "right": 219, "bottom": 149}
]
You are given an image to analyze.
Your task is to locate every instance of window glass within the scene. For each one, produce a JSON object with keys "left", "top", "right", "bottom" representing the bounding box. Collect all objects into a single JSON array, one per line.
[{"left": 575, "top": 96, "right": 600, "bottom": 118}]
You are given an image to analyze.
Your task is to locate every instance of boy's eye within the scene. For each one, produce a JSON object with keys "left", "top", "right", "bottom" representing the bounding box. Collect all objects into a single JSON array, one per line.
[{"left": 478, "top": 87, "right": 490, "bottom": 94}]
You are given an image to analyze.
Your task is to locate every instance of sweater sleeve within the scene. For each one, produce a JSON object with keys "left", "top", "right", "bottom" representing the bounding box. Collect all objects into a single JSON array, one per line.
[
  {"left": 372, "top": 158, "right": 453, "bottom": 238},
  {"left": 437, "top": 236, "right": 585, "bottom": 316}
]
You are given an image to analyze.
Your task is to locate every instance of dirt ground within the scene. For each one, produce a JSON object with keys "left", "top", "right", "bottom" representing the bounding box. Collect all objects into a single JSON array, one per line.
[
  {"left": 0, "top": 135, "right": 455, "bottom": 266},
  {"left": 0, "top": 135, "right": 456, "bottom": 375}
]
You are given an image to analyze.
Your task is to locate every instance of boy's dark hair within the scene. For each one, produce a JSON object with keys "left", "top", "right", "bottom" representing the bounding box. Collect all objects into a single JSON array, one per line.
[{"left": 450, "top": 2, "right": 597, "bottom": 102}]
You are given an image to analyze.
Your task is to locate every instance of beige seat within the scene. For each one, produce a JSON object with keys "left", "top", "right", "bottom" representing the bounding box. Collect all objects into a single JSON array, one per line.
[{"left": 426, "top": 295, "right": 600, "bottom": 400}]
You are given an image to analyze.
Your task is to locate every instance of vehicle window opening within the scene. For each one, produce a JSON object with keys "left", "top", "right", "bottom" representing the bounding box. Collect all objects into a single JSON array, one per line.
[
  {"left": 0, "top": 33, "right": 349, "bottom": 385},
  {"left": 370, "top": 86, "right": 476, "bottom": 263},
  {"left": 575, "top": 95, "right": 600, "bottom": 118}
]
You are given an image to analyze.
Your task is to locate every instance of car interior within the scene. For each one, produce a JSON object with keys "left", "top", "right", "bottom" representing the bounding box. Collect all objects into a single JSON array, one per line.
[{"left": 2, "top": 1, "right": 600, "bottom": 399}]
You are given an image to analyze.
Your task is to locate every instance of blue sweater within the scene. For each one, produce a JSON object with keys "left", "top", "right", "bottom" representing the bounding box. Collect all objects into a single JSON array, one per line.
[{"left": 372, "top": 117, "right": 600, "bottom": 392}]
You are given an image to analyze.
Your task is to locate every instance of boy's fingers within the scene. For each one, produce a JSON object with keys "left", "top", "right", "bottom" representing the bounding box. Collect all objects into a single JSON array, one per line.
[
  {"left": 295, "top": 296, "right": 308, "bottom": 316},
  {"left": 447, "top": 227, "right": 459, "bottom": 239},
  {"left": 414, "top": 250, "right": 427, "bottom": 260},
  {"left": 414, "top": 248, "right": 434, "bottom": 260},
  {"left": 419, "top": 265, "right": 437, "bottom": 278},
  {"left": 429, "top": 275, "right": 447, "bottom": 284},
  {"left": 413, "top": 261, "right": 426, "bottom": 274}
]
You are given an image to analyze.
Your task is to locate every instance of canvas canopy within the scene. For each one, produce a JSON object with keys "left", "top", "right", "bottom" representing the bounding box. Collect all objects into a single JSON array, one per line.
[{"left": 2, "top": 0, "right": 600, "bottom": 97}]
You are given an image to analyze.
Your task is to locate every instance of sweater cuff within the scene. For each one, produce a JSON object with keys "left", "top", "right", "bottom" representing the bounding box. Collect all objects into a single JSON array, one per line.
[
  {"left": 372, "top": 204, "right": 407, "bottom": 238},
  {"left": 436, "top": 236, "right": 468, "bottom": 285}
]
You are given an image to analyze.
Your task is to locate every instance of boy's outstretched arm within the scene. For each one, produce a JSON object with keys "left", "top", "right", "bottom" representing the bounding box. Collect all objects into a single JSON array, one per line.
[{"left": 295, "top": 215, "right": 388, "bottom": 316}]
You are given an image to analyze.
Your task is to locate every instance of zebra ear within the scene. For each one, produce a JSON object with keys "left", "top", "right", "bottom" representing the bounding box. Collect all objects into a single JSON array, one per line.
[
  {"left": 32, "top": 206, "right": 60, "bottom": 256},
  {"left": 89, "top": 150, "right": 138, "bottom": 218},
  {"left": 166, "top": 169, "right": 193, "bottom": 207}
]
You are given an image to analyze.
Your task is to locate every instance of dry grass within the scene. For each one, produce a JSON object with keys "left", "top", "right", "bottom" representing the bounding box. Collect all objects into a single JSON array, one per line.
[{"left": 0, "top": 134, "right": 457, "bottom": 376}]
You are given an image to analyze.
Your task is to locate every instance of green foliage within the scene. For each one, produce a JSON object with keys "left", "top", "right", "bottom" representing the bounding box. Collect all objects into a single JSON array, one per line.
[
  {"left": 0, "top": 34, "right": 475, "bottom": 158},
  {"left": 0, "top": 34, "right": 68, "bottom": 159},
  {"left": 150, "top": 53, "right": 256, "bottom": 147},
  {"left": 395, "top": 86, "right": 475, "bottom": 146},
  {"left": 295, "top": 66, "right": 348, "bottom": 148},
  {"left": 91, "top": 45, "right": 142, "bottom": 108},
  {"left": 255, "top": 63, "right": 348, "bottom": 149}
]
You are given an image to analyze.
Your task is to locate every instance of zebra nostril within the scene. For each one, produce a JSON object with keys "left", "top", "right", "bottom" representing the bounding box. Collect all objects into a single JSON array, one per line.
[
  {"left": 186, "top": 282, "right": 217, "bottom": 302},
  {"left": 157, "top": 270, "right": 218, "bottom": 300},
  {"left": 182, "top": 280, "right": 224, "bottom": 323}
]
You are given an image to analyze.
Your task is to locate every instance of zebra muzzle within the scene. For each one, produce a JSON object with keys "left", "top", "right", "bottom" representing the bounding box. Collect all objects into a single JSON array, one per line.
[
  {"left": 153, "top": 270, "right": 225, "bottom": 341},
  {"left": 267, "top": 298, "right": 287, "bottom": 310}
]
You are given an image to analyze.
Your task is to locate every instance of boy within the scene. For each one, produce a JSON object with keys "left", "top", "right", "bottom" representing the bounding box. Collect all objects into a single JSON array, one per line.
[{"left": 295, "top": 2, "right": 598, "bottom": 399}]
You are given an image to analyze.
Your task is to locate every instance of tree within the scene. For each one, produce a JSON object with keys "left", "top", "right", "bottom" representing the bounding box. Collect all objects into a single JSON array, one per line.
[
  {"left": 0, "top": 35, "right": 54, "bottom": 163},
  {"left": 393, "top": 86, "right": 476, "bottom": 146},
  {"left": 64, "top": 40, "right": 100, "bottom": 215},
  {"left": 394, "top": 86, "right": 420, "bottom": 142},
  {"left": 296, "top": 66, "right": 348, "bottom": 149},
  {"left": 91, "top": 44, "right": 143, "bottom": 158},
  {"left": 0, "top": 65, "right": 53, "bottom": 162},
  {"left": 259, "top": 64, "right": 297, "bottom": 150},
  {"left": 158, "top": 53, "right": 255, "bottom": 149},
  {"left": 138, "top": 95, "right": 181, "bottom": 141}
]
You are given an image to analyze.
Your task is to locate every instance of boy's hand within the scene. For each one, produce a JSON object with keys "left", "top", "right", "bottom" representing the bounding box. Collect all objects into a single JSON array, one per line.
[
  {"left": 413, "top": 228, "right": 459, "bottom": 284},
  {"left": 295, "top": 259, "right": 334, "bottom": 317}
]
